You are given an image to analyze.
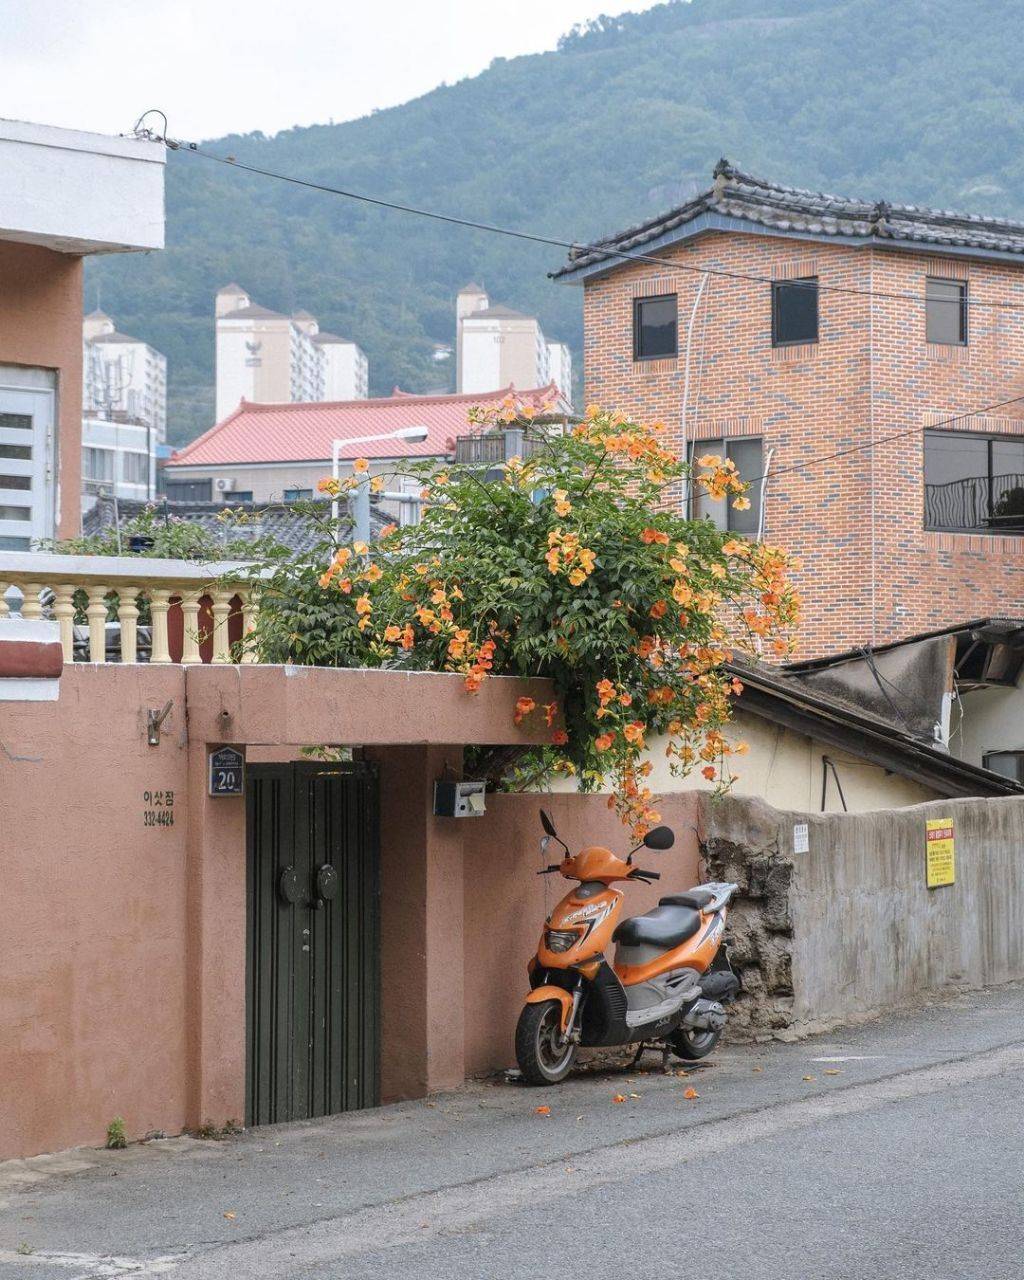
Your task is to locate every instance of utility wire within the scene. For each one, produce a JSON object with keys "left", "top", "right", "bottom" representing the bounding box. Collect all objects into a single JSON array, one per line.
[
  {"left": 131, "top": 112, "right": 1024, "bottom": 501},
  {"left": 133, "top": 113, "right": 1024, "bottom": 316}
]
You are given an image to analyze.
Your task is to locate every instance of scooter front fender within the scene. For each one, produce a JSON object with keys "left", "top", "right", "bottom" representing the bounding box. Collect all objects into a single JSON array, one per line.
[{"left": 524, "top": 984, "right": 573, "bottom": 1033}]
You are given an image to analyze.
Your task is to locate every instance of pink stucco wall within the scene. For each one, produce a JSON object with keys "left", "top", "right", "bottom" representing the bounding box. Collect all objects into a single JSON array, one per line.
[
  {"left": 0, "top": 665, "right": 702, "bottom": 1159},
  {"left": 0, "top": 240, "right": 83, "bottom": 536},
  {"left": 0, "top": 666, "right": 190, "bottom": 1157}
]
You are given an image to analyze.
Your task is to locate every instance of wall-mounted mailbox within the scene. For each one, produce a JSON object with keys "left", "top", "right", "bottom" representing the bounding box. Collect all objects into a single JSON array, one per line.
[{"left": 433, "top": 779, "right": 486, "bottom": 818}]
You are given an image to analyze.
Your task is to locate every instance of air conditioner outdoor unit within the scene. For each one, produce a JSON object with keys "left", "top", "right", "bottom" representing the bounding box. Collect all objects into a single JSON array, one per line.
[{"left": 215, "top": 477, "right": 236, "bottom": 493}]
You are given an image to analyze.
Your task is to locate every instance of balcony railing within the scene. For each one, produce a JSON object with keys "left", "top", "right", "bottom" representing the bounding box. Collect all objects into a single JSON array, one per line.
[
  {"left": 0, "top": 551, "right": 257, "bottom": 664},
  {"left": 454, "top": 429, "right": 547, "bottom": 467},
  {"left": 925, "top": 473, "right": 1024, "bottom": 533}
]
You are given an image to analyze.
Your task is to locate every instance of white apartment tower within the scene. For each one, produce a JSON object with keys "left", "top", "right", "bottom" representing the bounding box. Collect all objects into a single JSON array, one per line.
[
  {"left": 83, "top": 309, "right": 167, "bottom": 439},
  {"left": 81, "top": 310, "right": 167, "bottom": 506},
  {"left": 455, "top": 283, "right": 572, "bottom": 404},
  {"left": 215, "top": 285, "right": 368, "bottom": 422}
]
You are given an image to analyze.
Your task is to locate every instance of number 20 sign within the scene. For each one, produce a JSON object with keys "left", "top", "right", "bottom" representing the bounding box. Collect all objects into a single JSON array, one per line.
[{"left": 209, "top": 746, "right": 245, "bottom": 797}]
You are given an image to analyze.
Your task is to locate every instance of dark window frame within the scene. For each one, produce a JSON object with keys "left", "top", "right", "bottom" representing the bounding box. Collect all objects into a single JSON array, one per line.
[
  {"left": 924, "top": 429, "right": 1024, "bottom": 534},
  {"left": 926, "top": 277, "right": 968, "bottom": 347},
  {"left": 283, "top": 487, "right": 313, "bottom": 503},
  {"left": 771, "top": 277, "right": 819, "bottom": 348},
  {"left": 632, "top": 293, "right": 678, "bottom": 362}
]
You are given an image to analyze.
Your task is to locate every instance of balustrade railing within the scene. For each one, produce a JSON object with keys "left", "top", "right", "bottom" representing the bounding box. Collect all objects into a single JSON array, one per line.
[{"left": 0, "top": 551, "right": 258, "bottom": 664}]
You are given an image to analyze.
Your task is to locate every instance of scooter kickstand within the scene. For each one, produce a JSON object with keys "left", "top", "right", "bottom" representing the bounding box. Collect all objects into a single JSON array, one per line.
[
  {"left": 629, "top": 1041, "right": 647, "bottom": 1070},
  {"left": 661, "top": 1042, "right": 671, "bottom": 1074}
]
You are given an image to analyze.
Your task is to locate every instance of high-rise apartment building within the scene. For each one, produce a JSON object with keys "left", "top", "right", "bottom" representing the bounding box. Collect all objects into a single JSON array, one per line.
[
  {"left": 455, "top": 283, "right": 573, "bottom": 404},
  {"left": 81, "top": 309, "right": 167, "bottom": 507},
  {"left": 215, "top": 285, "right": 368, "bottom": 422},
  {"left": 83, "top": 309, "right": 167, "bottom": 439}
]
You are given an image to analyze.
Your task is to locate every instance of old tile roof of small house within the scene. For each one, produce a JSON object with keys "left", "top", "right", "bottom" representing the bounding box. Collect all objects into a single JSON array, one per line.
[
  {"left": 83, "top": 496, "right": 390, "bottom": 554},
  {"left": 553, "top": 159, "right": 1024, "bottom": 280}
]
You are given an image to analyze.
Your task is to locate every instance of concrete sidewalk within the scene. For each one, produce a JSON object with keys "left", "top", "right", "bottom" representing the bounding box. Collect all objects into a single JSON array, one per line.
[{"left": 1, "top": 983, "right": 1022, "bottom": 1279}]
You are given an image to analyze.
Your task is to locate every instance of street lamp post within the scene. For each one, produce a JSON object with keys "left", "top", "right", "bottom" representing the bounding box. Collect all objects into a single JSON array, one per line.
[{"left": 330, "top": 425, "right": 430, "bottom": 543}]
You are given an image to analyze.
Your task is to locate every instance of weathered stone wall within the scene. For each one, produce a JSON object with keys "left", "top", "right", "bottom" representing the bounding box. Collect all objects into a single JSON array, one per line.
[{"left": 698, "top": 792, "right": 1024, "bottom": 1039}]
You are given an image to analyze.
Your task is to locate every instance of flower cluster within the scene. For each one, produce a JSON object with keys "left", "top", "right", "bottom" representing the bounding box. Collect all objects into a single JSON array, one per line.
[{"left": 251, "top": 403, "right": 798, "bottom": 838}]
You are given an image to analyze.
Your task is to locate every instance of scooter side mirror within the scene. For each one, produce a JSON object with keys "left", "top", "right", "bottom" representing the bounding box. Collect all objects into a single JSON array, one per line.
[
  {"left": 539, "top": 809, "right": 558, "bottom": 837},
  {"left": 643, "top": 825, "right": 675, "bottom": 851}
]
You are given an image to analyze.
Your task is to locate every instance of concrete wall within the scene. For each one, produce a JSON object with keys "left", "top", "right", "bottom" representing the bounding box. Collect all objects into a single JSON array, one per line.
[
  {"left": 461, "top": 792, "right": 701, "bottom": 1075},
  {"left": 954, "top": 683, "right": 1024, "bottom": 769},
  {"left": 701, "top": 793, "right": 1024, "bottom": 1037},
  {"left": 0, "top": 240, "right": 84, "bottom": 536}
]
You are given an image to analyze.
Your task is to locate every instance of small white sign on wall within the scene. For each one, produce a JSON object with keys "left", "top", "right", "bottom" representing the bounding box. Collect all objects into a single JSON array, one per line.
[{"left": 793, "top": 823, "right": 810, "bottom": 854}]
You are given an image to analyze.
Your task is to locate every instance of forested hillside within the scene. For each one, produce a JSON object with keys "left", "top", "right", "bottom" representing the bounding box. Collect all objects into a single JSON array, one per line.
[{"left": 90, "top": 0, "right": 1024, "bottom": 443}]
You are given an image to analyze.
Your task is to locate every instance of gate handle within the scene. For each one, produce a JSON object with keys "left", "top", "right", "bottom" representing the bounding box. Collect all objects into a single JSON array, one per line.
[{"left": 315, "top": 863, "right": 339, "bottom": 902}]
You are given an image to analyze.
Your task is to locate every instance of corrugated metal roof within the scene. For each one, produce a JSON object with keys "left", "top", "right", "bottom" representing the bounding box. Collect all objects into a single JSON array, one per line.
[
  {"left": 168, "top": 384, "right": 561, "bottom": 467},
  {"left": 554, "top": 159, "right": 1024, "bottom": 279}
]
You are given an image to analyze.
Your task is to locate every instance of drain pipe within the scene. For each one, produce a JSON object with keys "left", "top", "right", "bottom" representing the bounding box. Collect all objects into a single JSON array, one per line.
[
  {"left": 680, "top": 273, "right": 710, "bottom": 514},
  {"left": 757, "top": 446, "right": 775, "bottom": 543}
]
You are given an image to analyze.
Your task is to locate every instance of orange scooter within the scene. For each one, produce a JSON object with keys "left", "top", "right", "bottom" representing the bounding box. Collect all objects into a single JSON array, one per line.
[{"left": 515, "top": 809, "right": 740, "bottom": 1085}]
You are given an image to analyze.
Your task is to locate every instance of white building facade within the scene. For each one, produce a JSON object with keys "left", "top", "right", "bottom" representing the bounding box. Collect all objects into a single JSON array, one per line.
[
  {"left": 81, "top": 310, "right": 166, "bottom": 509},
  {"left": 215, "top": 285, "right": 368, "bottom": 422},
  {"left": 455, "top": 283, "right": 572, "bottom": 405}
]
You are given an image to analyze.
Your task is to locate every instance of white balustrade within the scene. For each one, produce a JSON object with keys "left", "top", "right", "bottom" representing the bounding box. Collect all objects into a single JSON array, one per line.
[{"left": 0, "top": 551, "right": 259, "bottom": 665}]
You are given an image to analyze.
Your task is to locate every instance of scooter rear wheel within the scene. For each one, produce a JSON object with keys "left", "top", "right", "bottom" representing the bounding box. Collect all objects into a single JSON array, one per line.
[
  {"left": 670, "top": 1026, "right": 722, "bottom": 1060},
  {"left": 515, "top": 1001, "right": 577, "bottom": 1085}
]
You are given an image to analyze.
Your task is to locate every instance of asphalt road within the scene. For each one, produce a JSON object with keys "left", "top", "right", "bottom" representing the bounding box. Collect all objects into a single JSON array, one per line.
[{"left": 1, "top": 984, "right": 1022, "bottom": 1280}]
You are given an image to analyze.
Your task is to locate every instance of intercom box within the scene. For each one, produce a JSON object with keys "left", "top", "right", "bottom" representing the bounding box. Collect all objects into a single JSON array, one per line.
[{"left": 433, "top": 779, "right": 487, "bottom": 817}]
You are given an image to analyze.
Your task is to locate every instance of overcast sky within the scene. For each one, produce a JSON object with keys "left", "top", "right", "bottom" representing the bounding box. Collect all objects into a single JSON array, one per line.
[{"left": 1, "top": 0, "right": 661, "bottom": 141}]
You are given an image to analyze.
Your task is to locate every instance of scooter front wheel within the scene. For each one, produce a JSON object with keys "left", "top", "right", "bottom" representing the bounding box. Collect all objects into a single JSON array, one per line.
[{"left": 515, "top": 1001, "right": 577, "bottom": 1085}]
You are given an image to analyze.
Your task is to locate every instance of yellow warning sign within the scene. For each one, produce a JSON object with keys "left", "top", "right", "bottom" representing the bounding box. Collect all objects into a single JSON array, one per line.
[{"left": 925, "top": 818, "right": 955, "bottom": 888}]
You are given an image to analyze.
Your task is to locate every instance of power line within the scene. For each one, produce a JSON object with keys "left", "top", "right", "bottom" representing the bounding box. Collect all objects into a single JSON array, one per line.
[
  {"left": 130, "top": 113, "right": 1024, "bottom": 505},
  {"left": 134, "top": 115, "right": 1024, "bottom": 317}
]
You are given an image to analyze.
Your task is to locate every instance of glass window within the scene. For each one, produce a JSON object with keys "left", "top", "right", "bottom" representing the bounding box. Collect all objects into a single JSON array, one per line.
[
  {"left": 0, "top": 443, "right": 31, "bottom": 460},
  {"left": 924, "top": 430, "right": 1024, "bottom": 532},
  {"left": 232, "top": 491, "right": 254, "bottom": 502},
  {"left": 83, "top": 447, "right": 114, "bottom": 482},
  {"left": 0, "top": 505, "right": 31, "bottom": 521},
  {"left": 688, "top": 437, "right": 763, "bottom": 536},
  {"left": 164, "top": 479, "right": 213, "bottom": 502},
  {"left": 0, "top": 413, "right": 32, "bottom": 431},
  {"left": 772, "top": 278, "right": 818, "bottom": 346},
  {"left": 122, "top": 452, "right": 149, "bottom": 484},
  {"left": 926, "top": 278, "right": 967, "bottom": 345},
  {"left": 983, "top": 750, "right": 1024, "bottom": 782},
  {"left": 0, "top": 535, "right": 31, "bottom": 550},
  {"left": 283, "top": 488, "right": 313, "bottom": 502},
  {"left": 0, "top": 474, "right": 31, "bottom": 490},
  {"left": 633, "top": 294, "right": 678, "bottom": 361}
]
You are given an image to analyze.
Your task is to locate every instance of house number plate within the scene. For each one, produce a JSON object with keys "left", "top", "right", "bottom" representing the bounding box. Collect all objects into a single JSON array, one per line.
[{"left": 209, "top": 746, "right": 245, "bottom": 796}]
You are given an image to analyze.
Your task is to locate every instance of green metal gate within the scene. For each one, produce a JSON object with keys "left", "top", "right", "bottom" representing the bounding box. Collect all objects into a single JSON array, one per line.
[{"left": 245, "top": 761, "right": 380, "bottom": 1126}]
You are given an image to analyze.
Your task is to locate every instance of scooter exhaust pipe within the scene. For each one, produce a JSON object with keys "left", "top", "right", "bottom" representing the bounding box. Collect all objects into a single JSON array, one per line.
[{"left": 684, "top": 998, "right": 727, "bottom": 1032}]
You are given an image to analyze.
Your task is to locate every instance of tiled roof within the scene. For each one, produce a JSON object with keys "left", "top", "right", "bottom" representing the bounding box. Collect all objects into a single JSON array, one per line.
[
  {"left": 218, "top": 303, "right": 287, "bottom": 321},
  {"left": 83, "top": 496, "right": 389, "bottom": 553},
  {"left": 553, "top": 158, "right": 1024, "bottom": 279},
  {"left": 87, "top": 330, "right": 144, "bottom": 345},
  {"left": 168, "top": 384, "right": 561, "bottom": 468},
  {"left": 465, "top": 304, "right": 532, "bottom": 320}
]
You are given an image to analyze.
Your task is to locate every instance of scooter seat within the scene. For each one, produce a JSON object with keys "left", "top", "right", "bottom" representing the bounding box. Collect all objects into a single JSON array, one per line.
[
  {"left": 660, "top": 889, "right": 716, "bottom": 910},
  {"left": 613, "top": 903, "right": 702, "bottom": 950}
]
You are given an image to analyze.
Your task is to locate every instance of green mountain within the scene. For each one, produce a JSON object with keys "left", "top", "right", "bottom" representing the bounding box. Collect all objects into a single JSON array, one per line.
[{"left": 89, "top": 0, "right": 1024, "bottom": 445}]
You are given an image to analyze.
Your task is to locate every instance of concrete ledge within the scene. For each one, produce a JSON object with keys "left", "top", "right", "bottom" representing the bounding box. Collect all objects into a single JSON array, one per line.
[{"left": 185, "top": 662, "right": 558, "bottom": 746}]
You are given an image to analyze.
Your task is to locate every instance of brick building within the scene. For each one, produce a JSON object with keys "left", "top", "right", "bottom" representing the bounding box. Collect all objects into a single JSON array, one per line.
[{"left": 554, "top": 160, "right": 1024, "bottom": 654}]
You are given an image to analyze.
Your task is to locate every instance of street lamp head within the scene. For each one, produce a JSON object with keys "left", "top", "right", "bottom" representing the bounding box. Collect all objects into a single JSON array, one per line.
[{"left": 393, "top": 424, "right": 430, "bottom": 444}]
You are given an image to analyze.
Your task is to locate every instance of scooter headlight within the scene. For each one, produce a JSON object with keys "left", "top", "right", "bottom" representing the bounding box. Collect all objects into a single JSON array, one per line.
[{"left": 545, "top": 928, "right": 578, "bottom": 953}]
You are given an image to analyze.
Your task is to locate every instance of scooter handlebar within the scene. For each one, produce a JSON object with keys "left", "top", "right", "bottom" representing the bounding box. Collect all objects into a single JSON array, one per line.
[
  {"left": 629, "top": 868, "right": 661, "bottom": 881},
  {"left": 536, "top": 864, "right": 563, "bottom": 875}
]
